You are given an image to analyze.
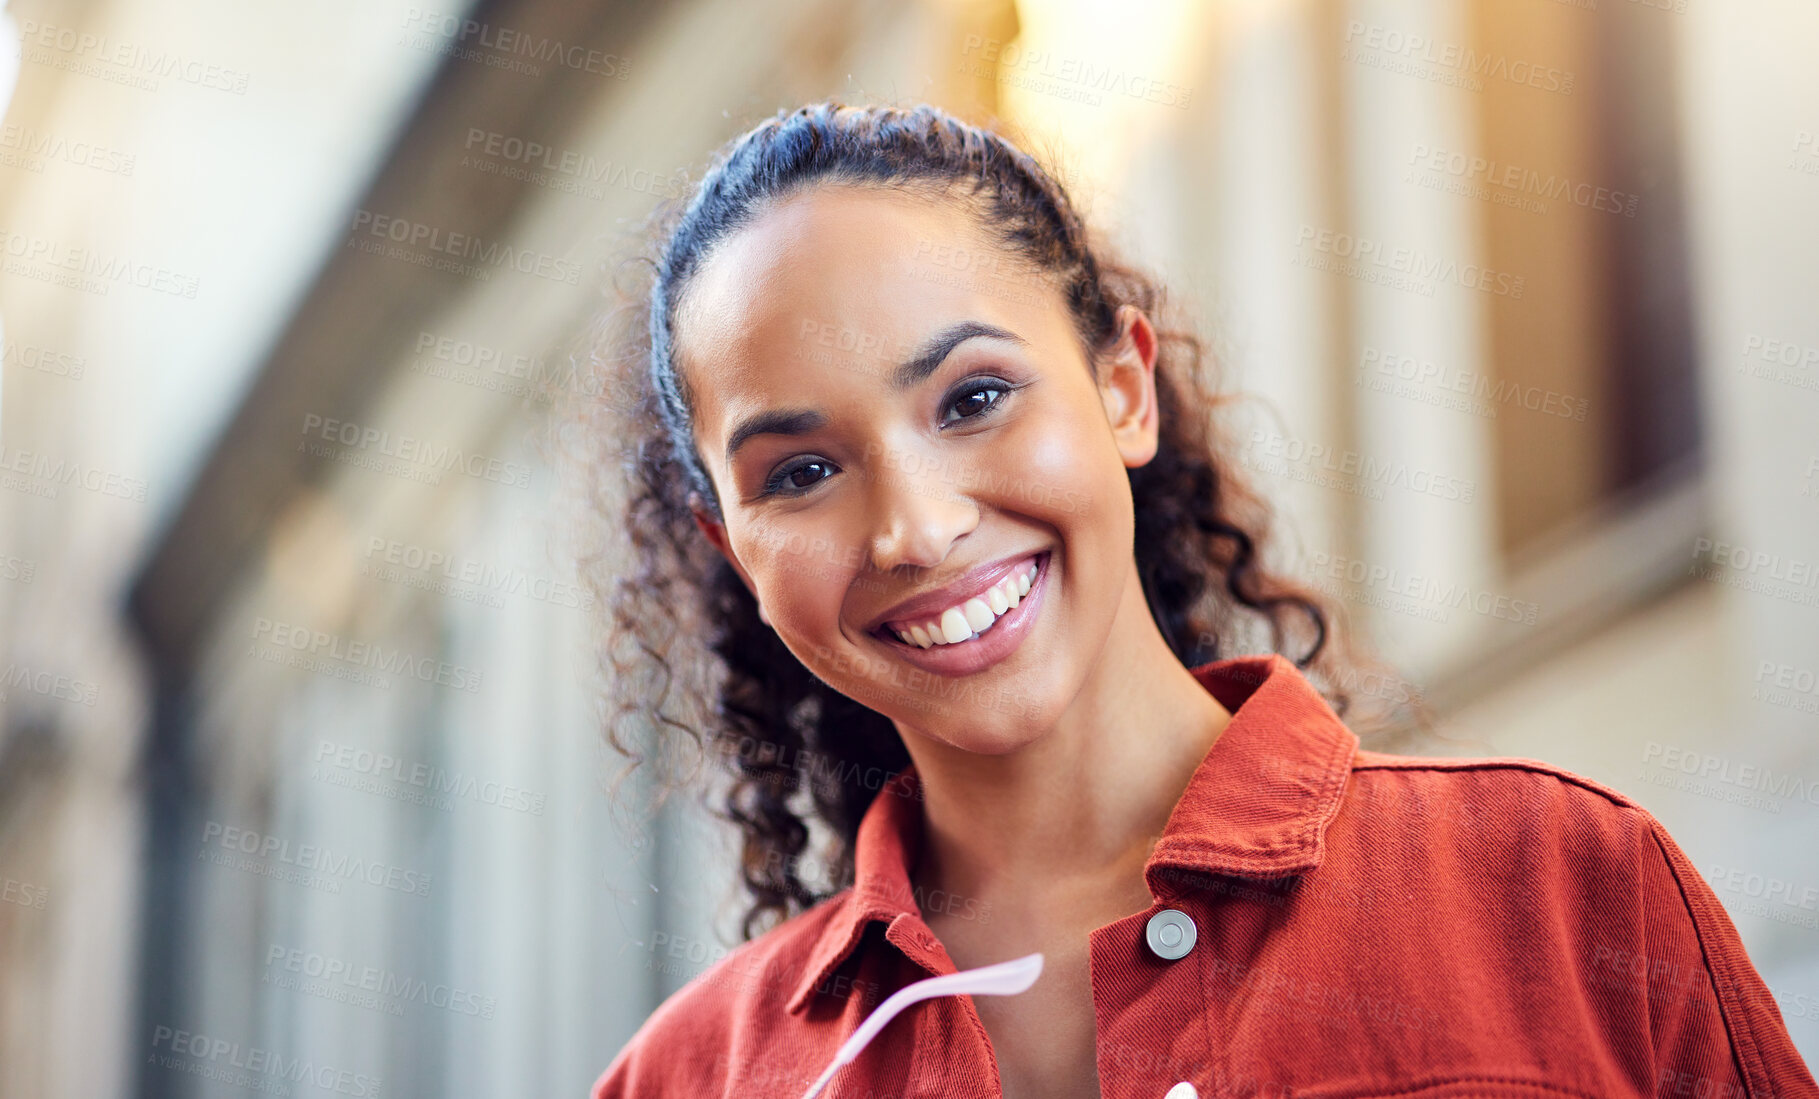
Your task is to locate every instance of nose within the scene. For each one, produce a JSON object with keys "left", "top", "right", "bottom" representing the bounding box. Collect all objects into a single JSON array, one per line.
[{"left": 863, "top": 447, "right": 979, "bottom": 574}]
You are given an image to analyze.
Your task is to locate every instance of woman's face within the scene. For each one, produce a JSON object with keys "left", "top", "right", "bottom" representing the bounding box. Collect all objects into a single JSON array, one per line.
[{"left": 677, "top": 183, "right": 1162, "bottom": 754}]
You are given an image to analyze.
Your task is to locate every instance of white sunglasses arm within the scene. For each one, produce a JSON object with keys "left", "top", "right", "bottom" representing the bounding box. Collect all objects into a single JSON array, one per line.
[
  {"left": 796, "top": 952, "right": 1044, "bottom": 1099},
  {"left": 793, "top": 950, "right": 1201, "bottom": 1099}
]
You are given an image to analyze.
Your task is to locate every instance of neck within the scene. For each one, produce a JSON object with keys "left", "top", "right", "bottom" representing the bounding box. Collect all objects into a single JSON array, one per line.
[{"left": 898, "top": 557, "right": 1232, "bottom": 912}]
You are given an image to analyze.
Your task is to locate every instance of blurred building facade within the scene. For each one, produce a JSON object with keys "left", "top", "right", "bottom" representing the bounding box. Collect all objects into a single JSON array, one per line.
[{"left": 0, "top": 0, "right": 1815, "bottom": 1095}]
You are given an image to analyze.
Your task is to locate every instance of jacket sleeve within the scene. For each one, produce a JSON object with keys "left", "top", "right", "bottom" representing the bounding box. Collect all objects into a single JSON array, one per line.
[
  {"left": 589, "top": 1017, "right": 718, "bottom": 1099},
  {"left": 590, "top": 1045, "right": 637, "bottom": 1099},
  {"left": 1641, "top": 811, "right": 1818, "bottom": 1097},
  {"left": 590, "top": 1058, "right": 624, "bottom": 1098},
  {"left": 589, "top": 977, "right": 741, "bottom": 1098},
  {"left": 587, "top": 1003, "right": 676, "bottom": 1098}
]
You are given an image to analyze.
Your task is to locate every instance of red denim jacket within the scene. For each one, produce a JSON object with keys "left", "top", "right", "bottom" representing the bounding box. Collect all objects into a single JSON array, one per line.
[{"left": 592, "top": 653, "right": 1818, "bottom": 1098}]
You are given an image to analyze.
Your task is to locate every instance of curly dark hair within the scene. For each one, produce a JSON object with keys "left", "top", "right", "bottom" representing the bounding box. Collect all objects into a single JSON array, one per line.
[{"left": 557, "top": 100, "right": 1425, "bottom": 943}]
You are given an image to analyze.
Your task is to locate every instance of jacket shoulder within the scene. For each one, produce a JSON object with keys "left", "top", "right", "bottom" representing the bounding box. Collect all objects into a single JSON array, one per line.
[
  {"left": 590, "top": 890, "right": 855, "bottom": 1099},
  {"left": 1345, "top": 748, "right": 1701, "bottom": 886},
  {"left": 1342, "top": 748, "right": 1817, "bottom": 1095},
  {"left": 1350, "top": 745, "right": 1645, "bottom": 808},
  {"left": 1345, "top": 746, "right": 1657, "bottom": 841}
]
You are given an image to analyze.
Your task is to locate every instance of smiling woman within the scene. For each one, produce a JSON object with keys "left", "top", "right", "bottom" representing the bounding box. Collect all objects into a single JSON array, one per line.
[
  {"left": 566, "top": 102, "right": 1815, "bottom": 1099},
  {"left": 578, "top": 101, "right": 1368, "bottom": 924}
]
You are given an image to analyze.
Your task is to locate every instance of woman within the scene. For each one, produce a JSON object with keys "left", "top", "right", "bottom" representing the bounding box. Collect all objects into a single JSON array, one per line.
[{"left": 574, "top": 101, "right": 1815, "bottom": 1098}]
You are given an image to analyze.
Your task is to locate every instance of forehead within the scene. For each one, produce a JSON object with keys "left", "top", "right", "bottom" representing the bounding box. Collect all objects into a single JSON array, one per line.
[{"left": 672, "top": 184, "right": 1057, "bottom": 452}]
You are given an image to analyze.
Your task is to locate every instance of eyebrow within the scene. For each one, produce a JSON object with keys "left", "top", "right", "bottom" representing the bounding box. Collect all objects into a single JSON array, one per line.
[{"left": 721, "top": 321, "right": 1027, "bottom": 464}]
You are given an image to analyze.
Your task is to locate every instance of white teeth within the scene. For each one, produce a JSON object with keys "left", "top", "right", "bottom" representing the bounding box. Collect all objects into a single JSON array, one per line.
[
  {"left": 890, "top": 557, "right": 1044, "bottom": 647},
  {"left": 937, "top": 607, "right": 972, "bottom": 644},
  {"left": 986, "top": 586, "right": 1010, "bottom": 615}
]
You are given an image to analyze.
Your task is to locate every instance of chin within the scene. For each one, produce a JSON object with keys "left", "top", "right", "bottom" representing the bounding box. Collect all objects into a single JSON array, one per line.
[
  {"left": 905, "top": 682, "right": 1063, "bottom": 753},
  {"left": 924, "top": 722, "right": 1044, "bottom": 757}
]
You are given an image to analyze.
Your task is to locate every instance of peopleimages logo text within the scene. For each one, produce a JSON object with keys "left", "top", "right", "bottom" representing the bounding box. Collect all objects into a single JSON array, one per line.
[
  {"left": 149, "top": 1025, "right": 380, "bottom": 1097},
  {"left": 251, "top": 616, "right": 484, "bottom": 693},
  {"left": 299, "top": 414, "right": 530, "bottom": 488},
  {"left": 1296, "top": 225, "right": 1525, "bottom": 298},
  {"left": 264, "top": 944, "right": 497, "bottom": 1018},
  {"left": 400, "top": 8, "right": 631, "bottom": 78},
  {"left": 349, "top": 210, "right": 581, "bottom": 285},
  {"left": 313, "top": 740, "right": 546, "bottom": 815},
  {"left": 200, "top": 822, "right": 433, "bottom": 897},
  {"left": 1343, "top": 21, "right": 1574, "bottom": 94}
]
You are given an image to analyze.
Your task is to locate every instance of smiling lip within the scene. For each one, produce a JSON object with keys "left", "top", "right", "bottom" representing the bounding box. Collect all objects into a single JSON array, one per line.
[
  {"left": 869, "top": 550, "right": 1051, "bottom": 678},
  {"left": 867, "top": 551, "right": 1046, "bottom": 635}
]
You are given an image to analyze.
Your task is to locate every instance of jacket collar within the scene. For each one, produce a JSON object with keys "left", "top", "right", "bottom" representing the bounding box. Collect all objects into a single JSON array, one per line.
[{"left": 784, "top": 652, "right": 1358, "bottom": 1014}]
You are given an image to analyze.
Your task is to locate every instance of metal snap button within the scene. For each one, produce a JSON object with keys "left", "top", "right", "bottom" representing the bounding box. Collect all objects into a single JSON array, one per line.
[{"left": 1145, "top": 907, "right": 1196, "bottom": 961}]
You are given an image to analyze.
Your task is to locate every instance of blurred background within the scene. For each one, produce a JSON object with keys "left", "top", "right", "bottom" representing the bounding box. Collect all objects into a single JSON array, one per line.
[{"left": 2, "top": 0, "right": 1816, "bottom": 1094}]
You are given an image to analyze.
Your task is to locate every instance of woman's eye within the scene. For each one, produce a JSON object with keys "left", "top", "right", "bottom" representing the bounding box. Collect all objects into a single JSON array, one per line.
[
  {"left": 941, "top": 379, "right": 1012, "bottom": 426},
  {"left": 761, "top": 458, "right": 837, "bottom": 497},
  {"left": 755, "top": 379, "right": 1014, "bottom": 500}
]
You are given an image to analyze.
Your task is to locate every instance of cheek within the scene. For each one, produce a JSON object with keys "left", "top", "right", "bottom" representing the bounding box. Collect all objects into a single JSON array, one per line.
[
  {"left": 748, "top": 543, "right": 897, "bottom": 703},
  {"left": 1002, "top": 404, "right": 1125, "bottom": 530},
  {"left": 746, "top": 534, "right": 851, "bottom": 631}
]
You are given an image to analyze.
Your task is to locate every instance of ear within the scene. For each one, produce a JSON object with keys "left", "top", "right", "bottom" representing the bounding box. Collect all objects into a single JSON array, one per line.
[
  {"left": 1098, "top": 304, "right": 1162, "bottom": 468},
  {"left": 689, "top": 492, "right": 772, "bottom": 627}
]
